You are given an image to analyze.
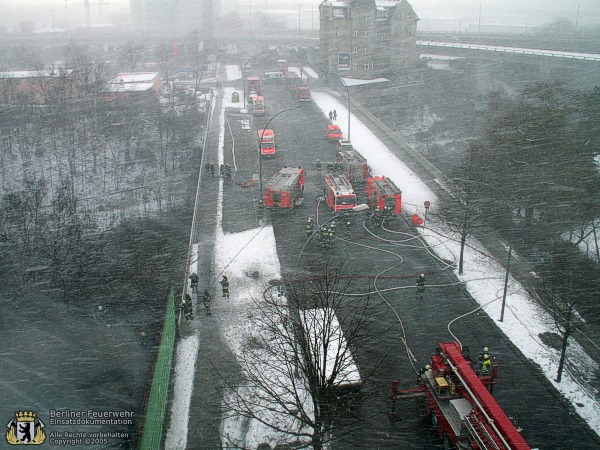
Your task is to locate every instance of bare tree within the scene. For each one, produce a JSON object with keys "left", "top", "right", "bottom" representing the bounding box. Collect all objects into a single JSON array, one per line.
[
  {"left": 538, "top": 242, "right": 589, "bottom": 382},
  {"left": 222, "top": 264, "right": 380, "bottom": 449}
]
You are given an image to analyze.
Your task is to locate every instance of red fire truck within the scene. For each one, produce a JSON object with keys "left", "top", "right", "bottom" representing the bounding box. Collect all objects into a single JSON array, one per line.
[
  {"left": 327, "top": 124, "right": 343, "bottom": 140},
  {"left": 324, "top": 174, "right": 357, "bottom": 212},
  {"left": 258, "top": 129, "right": 276, "bottom": 157},
  {"left": 285, "top": 71, "right": 301, "bottom": 93},
  {"left": 264, "top": 167, "right": 305, "bottom": 209},
  {"left": 338, "top": 149, "right": 370, "bottom": 183},
  {"left": 246, "top": 76, "right": 262, "bottom": 95},
  {"left": 296, "top": 84, "right": 311, "bottom": 102},
  {"left": 391, "top": 341, "right": 533, "bottom": 450},
  {"left": 366, "top": 176, "right": 402, "bottom": 214},
  {"left": 252, "top": 95, "right": 265, "bottom": 116}
]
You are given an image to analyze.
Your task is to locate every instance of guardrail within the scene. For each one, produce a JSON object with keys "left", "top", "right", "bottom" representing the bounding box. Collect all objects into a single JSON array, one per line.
[{"left": 138, "top": 288, "right": 177, "bottom": 450}]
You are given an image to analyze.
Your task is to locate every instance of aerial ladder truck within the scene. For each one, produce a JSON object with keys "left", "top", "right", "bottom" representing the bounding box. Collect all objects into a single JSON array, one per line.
[{"left": 390, "top": 341, "right": 536, "bottom": 450}]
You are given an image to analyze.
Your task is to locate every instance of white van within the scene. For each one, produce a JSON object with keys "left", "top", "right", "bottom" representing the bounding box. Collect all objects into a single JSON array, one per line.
[{"left": 263, "top": 71, "right": 284, "bottom": 83}]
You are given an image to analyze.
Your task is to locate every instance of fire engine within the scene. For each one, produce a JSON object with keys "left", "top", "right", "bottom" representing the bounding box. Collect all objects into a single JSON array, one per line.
[
  {"left": 324, "top": 174, "right": 357, "bottom": 212},
  {"left": 252, "top": 95, "right": 265, "bottom": 116},
  {"left": 296, "top": 84, "right": 311, "bottom": 102},
  {"left": 285, "top": 71, "right": 301, "bottom": 93},
  {"left": 246, "top": 76, "right": 262, "bottom": 95},
  {"left": 263, "top": 167, "right": 305, "bottom": 209},
  {"left": 390, "top": 341, "right": 534, "bottom": 450},
  {"left": 338, "top": 149, "right": 370, "bottom": 183},
  {"left": 327, "top": 124, "right": 343, "bottom": 140},
  {"left": 258, "top": 129, "right": 276, "bottom": 157},
  {"left": 366, "top": 176, "right": 402, "bottom": 214}
]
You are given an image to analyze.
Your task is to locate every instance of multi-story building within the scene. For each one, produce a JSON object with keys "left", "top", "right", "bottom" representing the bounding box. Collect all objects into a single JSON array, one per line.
[{"left": 319, "top": 0, "right": 419, "bottom": 79}]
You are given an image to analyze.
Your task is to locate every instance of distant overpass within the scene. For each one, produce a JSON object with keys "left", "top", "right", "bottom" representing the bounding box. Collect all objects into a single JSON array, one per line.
[{"left": 417, "top": 40, "right": 600, "bottom": 62}]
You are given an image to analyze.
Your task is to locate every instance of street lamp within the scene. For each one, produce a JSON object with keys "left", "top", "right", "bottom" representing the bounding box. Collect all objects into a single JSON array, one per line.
[
  {"left": 257, "top": 105, "right": 308, "bottom": 211},
  {"left": 339, "top": 77, "right": 351, "bottom": 141}
]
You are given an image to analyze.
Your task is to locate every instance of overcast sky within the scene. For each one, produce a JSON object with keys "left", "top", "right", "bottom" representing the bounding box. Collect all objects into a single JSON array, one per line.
[{"left": 3, "top": 0, "right": 600, "bottom": 29}]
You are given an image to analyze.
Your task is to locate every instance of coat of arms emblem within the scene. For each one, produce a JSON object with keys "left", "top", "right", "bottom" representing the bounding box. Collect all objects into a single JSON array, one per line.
[{"left": 5, "top": 411, "right": 46, "bottom": 445}]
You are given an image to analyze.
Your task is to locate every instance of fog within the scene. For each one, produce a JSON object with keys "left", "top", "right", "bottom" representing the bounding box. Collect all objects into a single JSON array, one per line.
[{"left": 3, "top": 0, "right": 600, "bottom": 31}]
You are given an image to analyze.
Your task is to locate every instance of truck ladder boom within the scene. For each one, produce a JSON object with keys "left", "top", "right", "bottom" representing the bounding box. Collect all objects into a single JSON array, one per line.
[{"left": 440, "top": 342, "right": 530, "bottom": 450}]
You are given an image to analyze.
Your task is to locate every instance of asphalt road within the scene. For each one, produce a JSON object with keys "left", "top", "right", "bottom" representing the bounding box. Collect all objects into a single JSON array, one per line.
[{"left": 185, "top": 57, "right": 599, "bottom": 449}]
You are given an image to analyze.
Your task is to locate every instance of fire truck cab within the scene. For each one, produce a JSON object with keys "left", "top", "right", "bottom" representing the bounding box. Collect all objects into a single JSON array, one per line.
[
  {"left": 296, "top": 84, "right": 311, "bottom": 102},
  {"left": 264, "top": 167, "right": 305, "bottom": 209},
  {"left": 327, "top": 124, "right": 343, "bottom": 140},
  {"left": 258, "top": 129, "right": 276, "bottom": 157},
  {"left": 324, "top": 174, "right": 357, "bottom": 212},
  {"left": 252, "top": 95, "right": 265, "bottom": 116},
  {"left": 246, "top": 76, "right": 262, "bottom": 95},
  {"left": 337, "top": 149, "right": 370, "bottom": 183},
  {"left": 366, "top": 176, "right": 402, "bottom": 214}
]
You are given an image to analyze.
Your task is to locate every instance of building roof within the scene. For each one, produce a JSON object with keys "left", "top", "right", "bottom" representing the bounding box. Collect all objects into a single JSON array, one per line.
[
  {"left": 0, "top": 70, "right": 73, "bottom": 79},
  {"left": 106, "top": 72, "right": 160, "bottom": 93}
]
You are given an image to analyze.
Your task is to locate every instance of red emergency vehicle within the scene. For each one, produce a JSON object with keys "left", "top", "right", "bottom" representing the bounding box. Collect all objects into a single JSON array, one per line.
[
  {"left": 324, "top": 174, "right": 357, "bottom": 212},
  {"left": 258, "top": 129, "right": 276, "bottom": 157},
  {"left": 327, "top": 124, "right": 343, "bottom": 140},
  {"left": 391, "top": 342, "right": 532, "bottom": 450},
  {"left": 246, "top": 76, "right": 262, "bottom": 95},
  {"left": 285, "top": 71, "right": 301, "bottom": 93},
  {"left": 252, "top": 95, "right": 265, "bottom": 116},
  {"left": 366, "top": 176, "right": 402, "bottom": 214},
  {"left": 338, "top": 149, "right": 370, "bottom": 183},
  {"left": 296, "top": 84, "right": 311, "bottom": 102},
  {"left": 264, "top": 167, "right": 305, "bottom": 209}
]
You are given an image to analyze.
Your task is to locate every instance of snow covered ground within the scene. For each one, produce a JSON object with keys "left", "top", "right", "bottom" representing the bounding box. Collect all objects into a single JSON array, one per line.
[{"left": 166, "top": 70, "right": 599, "bottom": 448}]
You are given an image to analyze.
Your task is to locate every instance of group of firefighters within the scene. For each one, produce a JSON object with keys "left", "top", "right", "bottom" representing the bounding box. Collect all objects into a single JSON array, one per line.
[
  {"left": 417, "top": 346, "right": 495, "bottom": 382},
  {"left": 179, "top": 273, "right": 231, "bottom": 319},
  {"left": 202, "top": 162, "right": 233, "bottom": 178},
  {"left": 306, "top": 217, "right": 354, "bottom": 251}
]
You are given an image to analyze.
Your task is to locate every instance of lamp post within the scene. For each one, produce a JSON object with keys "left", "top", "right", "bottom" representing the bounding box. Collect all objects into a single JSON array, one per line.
[
  {"left": 257, "top": 105, "right": 308, "bottom": 209},
  {"left": 454, "top": 178, "right": 512, "bottom": 322},
  {"left": 340, "top": 77, "right": 351, "bottom": 141}
]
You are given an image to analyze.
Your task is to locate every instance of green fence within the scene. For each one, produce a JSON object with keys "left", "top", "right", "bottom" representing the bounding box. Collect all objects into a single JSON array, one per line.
[{"left": 139, "top": 288, "right": 177, "bottom": 450}]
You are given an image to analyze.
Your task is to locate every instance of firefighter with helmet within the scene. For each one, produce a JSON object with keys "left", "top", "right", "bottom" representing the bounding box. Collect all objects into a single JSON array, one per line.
[
  {"left": 316, "top": 159, "right": 322, "bottom": 174},
  {"left": 418, "top": 364, "right": 431, "bottom": 380},
  {"left": 202, "top": 289, "right": 212, "bottom": 316},
  {"left": 416, "top": 273, "right": 426, "bottom": 293},
  {"left": 306, "top": 217, "right": 314, "bottom": 238},
  {"left": 219, "top": 275, "right": 230, "bottom": 297},
  {"left": 478, "top": 347, "right": 490, "bottom": 363},
  {"left": 181, "top": 294, "right": 194, "bottom": 320},
  {"left": 481, "top": 354, "right": 492, "bottom": 376}
]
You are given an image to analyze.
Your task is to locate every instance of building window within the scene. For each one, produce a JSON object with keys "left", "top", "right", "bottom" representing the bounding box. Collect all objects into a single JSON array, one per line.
[
  {"left": 363, "top": 30, "right": 369, "bottom": 37},
  {"left": 353, "top": 30, "right": 358, "bottom": 38},
  {"left": 362, "top": 62, "right": 370, "bottom": 70},
  {"left": 364, "top": 47, "right": 368, "bottom": 54},
  {"left": 365, "top": 14, "right": 370, "bottom": 21}
]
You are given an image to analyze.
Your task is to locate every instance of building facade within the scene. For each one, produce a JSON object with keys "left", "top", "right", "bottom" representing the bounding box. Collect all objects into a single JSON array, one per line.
[{"left": 319, "top": 0, "right": 419, "bottom": 79}]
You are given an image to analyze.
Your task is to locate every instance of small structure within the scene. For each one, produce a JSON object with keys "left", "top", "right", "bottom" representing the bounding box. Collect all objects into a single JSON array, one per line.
[{"left": 103, "top": 72, "right": 161, "bottom": 101}]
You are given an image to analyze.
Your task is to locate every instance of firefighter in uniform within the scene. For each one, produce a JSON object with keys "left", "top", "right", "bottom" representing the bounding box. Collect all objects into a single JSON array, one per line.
[
  {"left": 326, "top": 161, "right": 334, "bottom": 173},
  {"left": 418, "top": 364, "right": 431, "bottom": 380},
  {"left": 225, "top": 163, "right": 232, "bottom": 178},
  {"left": 189, "top": 272, "right": 199, "bottom": 293},
  {"left": 306, "top": 217, "right": 314, "bottom": 238},
  {"left": 345, "top": 220, "right": 352, "bottom": 238},
  {"left": 219, "top": 164, "right": 225, "bottom": 177},
  {"left": 316, "top": 159, "right": 322, "bottom": 174},
  {"left": 181, "top": 294, "right": 194, "bottom": 320},
  {"left": 478, "top": 347, "right": 490, "bottom": 364},
  {"left": 202, "top": 290, "right": 212, "bottom": 315},
  {"left": 480, "top": 354, "right": 492, "bottom": 376},
  {"left": 219, "top": 275, "right": 230, "bottom": 297},
  {"left": 416, "top": 273, "right": 426, "bottom": 298},
  {"left": 210, "top": 163, "right": 215, "bottom": 177}
]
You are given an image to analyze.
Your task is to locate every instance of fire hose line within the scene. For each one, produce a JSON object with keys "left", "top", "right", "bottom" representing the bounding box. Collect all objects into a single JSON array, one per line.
[{"left": 366, "top": 220, "right": 456, "bottom": 271}]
